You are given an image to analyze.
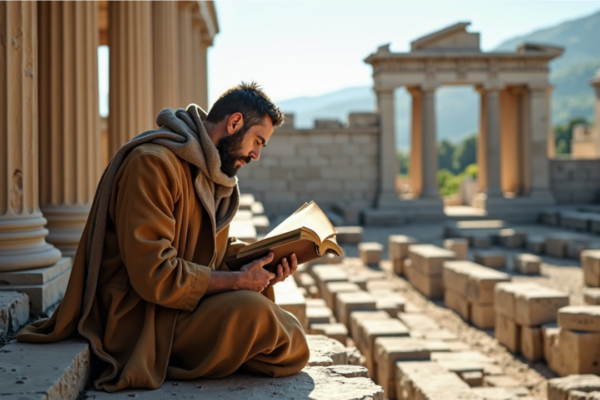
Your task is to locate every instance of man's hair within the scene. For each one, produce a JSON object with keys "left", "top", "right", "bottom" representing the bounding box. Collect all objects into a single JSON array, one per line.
[{"left": 206, "top": 82, "right": 284, "bottom": 129}]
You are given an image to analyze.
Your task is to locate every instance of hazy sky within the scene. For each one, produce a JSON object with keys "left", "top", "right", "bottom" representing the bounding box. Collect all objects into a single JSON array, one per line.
[{"left": 99, "top": 1, "right": 600, "bottom": 116}]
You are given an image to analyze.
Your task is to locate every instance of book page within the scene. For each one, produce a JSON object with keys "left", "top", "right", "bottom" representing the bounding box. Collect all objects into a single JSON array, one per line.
[{"left": 264, "top": 201, "right": 336, "bottom": 243}]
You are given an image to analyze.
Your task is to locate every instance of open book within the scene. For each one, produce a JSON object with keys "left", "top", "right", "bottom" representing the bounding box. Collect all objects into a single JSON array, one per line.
[{"left": 225, "top": 201, "right": 343, "bottom": 272}]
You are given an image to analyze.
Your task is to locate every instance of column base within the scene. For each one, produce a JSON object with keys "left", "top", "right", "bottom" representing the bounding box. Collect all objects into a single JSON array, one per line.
[
  {"left": 472, "top": 192, "right": 556, "bottom": 222},
  {"left": 367, "top": 194, "right": 445, "bottom": 225},
  {"left": 0, "top": 257, "right": 72, "bottom": 315}
]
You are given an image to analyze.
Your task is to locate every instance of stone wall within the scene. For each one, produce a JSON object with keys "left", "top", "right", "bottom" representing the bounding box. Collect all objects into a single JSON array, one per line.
[
  {"left": 237, "top": 113, "right": 380, "bottom": 215},
  {"left": 550, "top": 159, "right": 600, "bottom": 203}
]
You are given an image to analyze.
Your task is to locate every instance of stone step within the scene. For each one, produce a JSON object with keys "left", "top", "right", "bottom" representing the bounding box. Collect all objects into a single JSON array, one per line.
[
  {"left": 0, "top": 291, "right": 29, "bottom": 340},
  {"left": 0, "top": 339, "right": 90, "bottom": 400}
]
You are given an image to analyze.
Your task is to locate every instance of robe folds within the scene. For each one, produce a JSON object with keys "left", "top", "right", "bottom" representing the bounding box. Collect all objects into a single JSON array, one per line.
[{"left": 17, "top": 143, "right": 310, "bottom": 391}]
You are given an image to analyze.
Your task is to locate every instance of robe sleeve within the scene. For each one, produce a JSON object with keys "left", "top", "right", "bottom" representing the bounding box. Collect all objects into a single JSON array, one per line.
[{"left": 115, "top": 151, "right": 211, "bottom": 312}]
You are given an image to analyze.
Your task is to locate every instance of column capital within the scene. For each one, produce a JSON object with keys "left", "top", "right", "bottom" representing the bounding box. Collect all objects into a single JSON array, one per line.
[
  {"left": 420, "top": 82, "right": 438, "bottom": 93},
  {"left": 480, "top": 81, "right": 505, "bottom": 92},
  {"left": 528, "top": 82, "right": 552, "bottom": 94},
  {"left": 373, "top": 87, "right": 395, "bottom": 97}
]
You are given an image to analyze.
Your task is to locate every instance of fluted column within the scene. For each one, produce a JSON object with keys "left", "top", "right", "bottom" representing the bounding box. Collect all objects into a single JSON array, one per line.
[
  {"left": 108, "top": 1, "right": 154, "bottom": 157},
  {"left": 375, "top": 88, "right": 398, "bottom": 207},
  {"left": 481, "top": 84, "right": 503, "bottom": 197},
  {"left": 408, "top": 87, "right": 423, "bottom": 197},
  {"left": 591, "top": 70, "right": 600, "bottom": 156},
  {"left": 0, "top": 1, "right": 62, "bottom": 271},
  {"left": 420, "top": 85, "right": 439, "bottom": 198},
  {"left": 192, "top": 11, "right": 209, "bottom": 109},
  {"left": 152, "top": 1, "right": 180, "bottom": 117},
  {"left": 178, "top": 2, "right": 194, "bottom": 107},
  {"left": 38, "top": 1, "right": 101, "bottom": 258},
  {"left": 528, "top": 84, "right": 552, "bottom": 196}
]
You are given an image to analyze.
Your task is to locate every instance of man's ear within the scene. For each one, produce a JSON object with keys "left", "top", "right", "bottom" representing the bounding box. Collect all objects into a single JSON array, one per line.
[{"left": 227, "top": 112, "right": 244, "bottom": 134}]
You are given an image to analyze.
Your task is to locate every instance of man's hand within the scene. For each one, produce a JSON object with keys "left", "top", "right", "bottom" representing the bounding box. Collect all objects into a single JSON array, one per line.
[
  {"left": 238, "top": 252, "right": 276, "bottom": 292},
  {"left": 270, "top": 253, "right": 298, "bottom": 286}
]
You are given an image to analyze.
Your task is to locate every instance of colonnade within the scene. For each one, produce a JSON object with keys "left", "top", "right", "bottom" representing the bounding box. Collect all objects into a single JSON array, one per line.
[{"left": 0, "top": 1, "right": 217, "bottom": 312}]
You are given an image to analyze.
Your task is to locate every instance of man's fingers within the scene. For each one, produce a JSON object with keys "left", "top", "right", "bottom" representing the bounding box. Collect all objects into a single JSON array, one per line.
[
  {"left": 268, "top": 271, "right": 276, "bottom": 280},
  {"left": 249, "top": 252, "right": 274, "bottom": 269},
  {"left": 281, "top": 257, "right": 291, "bottom": 277},
  {"left": 290, "top": 253, "right": 298, "bottom": 274}
]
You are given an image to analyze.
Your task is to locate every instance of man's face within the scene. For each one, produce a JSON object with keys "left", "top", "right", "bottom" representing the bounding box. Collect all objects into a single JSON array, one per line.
[{"left": 216, "top": 116, "right": 274, "bottom": 177}]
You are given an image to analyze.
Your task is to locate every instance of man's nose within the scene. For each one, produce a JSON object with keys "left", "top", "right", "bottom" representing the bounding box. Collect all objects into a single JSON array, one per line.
[{"left": 251, "top": 148, "right": 261, "bottom": 161}]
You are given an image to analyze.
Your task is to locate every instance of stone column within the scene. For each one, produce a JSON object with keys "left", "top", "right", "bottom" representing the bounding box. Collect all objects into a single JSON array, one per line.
[
  {"left": 499, "top": 88, "right": 520, "bottom": 195},
  {"left": 408, "top": 87, "right": 423, "bottom": 197},
  {"left": 0, "top": 1, "right": 62, "bottom": 272},
  {"left": 592, "top": 70, "right": 600, "bottom": 155},
  {"left": 192, "top": 12, "right": 209, "bottom": 109},
  {"left": 152, "top": 1, "right": 180, "bottom": 118},
  {"left": 477, "top": 87, "right": 488, "bottom": 193},
  {"left": 481, "top": 84, "right": 503, "bottom": 198},
  {"left": 519, "top": 88, "right": 532, "bottom": 195},
  {"left": 178, "top": 2, "right": 194, "bottom": 107},
  {"left": 420, "top": 84, "right": 439, "bottom": 198},
  {"left": 38, "top": 1, "right": 101, "bottom": 258},
  {"left": 528, "top": 84, "right": 552, "bottom": 196},
  {"left": 375, "top": 88, "right": 398, "bottom": 207},
  {"left": 108, "top": 1, "right": 154, "bottom": 157}
]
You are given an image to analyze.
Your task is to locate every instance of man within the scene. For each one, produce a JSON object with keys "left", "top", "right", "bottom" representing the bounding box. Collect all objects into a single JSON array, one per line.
[{"left": 17, "top": 83, "right": 310, "bottom": 392}]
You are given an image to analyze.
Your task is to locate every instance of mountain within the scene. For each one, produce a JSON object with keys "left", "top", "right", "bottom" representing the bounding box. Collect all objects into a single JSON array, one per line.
[{"left": 276, "top": 10, "right": 600, "bottom": 148}]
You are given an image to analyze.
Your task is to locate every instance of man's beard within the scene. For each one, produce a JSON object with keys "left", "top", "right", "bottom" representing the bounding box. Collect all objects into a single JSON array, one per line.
[{"left": 216, "top": 128, "right": 252, "bottom": 177}]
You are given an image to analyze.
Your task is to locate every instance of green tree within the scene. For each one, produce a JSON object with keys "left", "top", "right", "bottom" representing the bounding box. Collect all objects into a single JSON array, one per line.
[
  {"left": 438, "top": 140, "right": 456, "bottom": 173},
  {"left": 452, "top": 134, "right": 477, "bottom": 172},
  {"left": 553, "top": 116, "right": 590, "bottom": 155},
  {"left": 397, "top": 150, "right": 410, "bottom": 176}
]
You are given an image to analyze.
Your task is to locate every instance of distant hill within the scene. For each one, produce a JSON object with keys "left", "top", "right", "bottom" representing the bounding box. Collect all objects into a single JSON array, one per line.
[{"left": 277, "top": 10, "right": 600, "bottom": 148}]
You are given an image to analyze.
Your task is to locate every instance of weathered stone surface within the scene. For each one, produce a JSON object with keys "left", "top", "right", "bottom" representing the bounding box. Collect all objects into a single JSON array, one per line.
[
  {"left": 581, "top": 250, "right": 600, "bottom": 287},
  {"left": 359, "top": 319, "right": 410, "bottom": 379},
  {"left": 546, "top": 234, "right": 576, "bottom": 258},
  {"left": 484, "top": 375, "right": 522, "bottom": 388},
  {"left": 474, "top": 250, "right": 506, "bottom": 270},
  {"left": 398, "top": 313, "right": 440, "bottom": 332},
  {"left": 297, "top": 272, "right": 316, "bottom": 288},
  {"left": 444, "top": 238, "right": 468, "bottom": 261},
  {"left": 349, "top": 310, "right": 389, "bottom": 349},
  {"left": 460, "top": 371, "right": 484, "bottom": 387},
  {"left": 465, "top": 268, "right": 511, "bottom": 305},
  {"left": 336, "top": 291, "right": 376, "bottom": 327},
  {"left": 0, "top": 339, "right": 90, "bottom": 400},
  {"left": 514, "top": 287, "right": 569, "bottom": 326},
  {"left": 495, "top": 312, "right": 520, "bottom": 353},
  {"left": 309, "top": 323, "right": 348, "bottom": 345},
  {"left": 251, "top": 215, "right": 270, "bottom": 233},
  {"left": 526, "top": 236, "right": 546, "bottom": 254},
  {"left": 0, "top": 257, "right": 71, "bottom": 285},
  {"left": 307, "top": 306, "right": 333, "bottom": 325},
  {"left": 471, "top": 303, "right": 495, "bottom": 329},
  {"left": 275, "top": 282, "right": 307, "bottom": 329},
  {"left": 0, "top": 291, "right": 29, "bottom": 339},
  {"left": 430, "top": 351, "right": 496, "bottom": 373},
  {"left": 312, "top": 265, "right": 349, "bottom": 296},
  {"left": 324, "top": 281, "right": 361, "bottom": 310},
  {"left": 547, "top": 374, "right": 600, "bottom": 400},
  {"left": 498, "top": 228, "right": 527, "bottom": 248},
  {"left": 409, "top": 268, "right": 444, "bottom": 299},
  {"left": 445, "top": 289, "right": 470, "bottom": 321},
  {"left": 358, "top": 242, "right": 383, "bottom": 265},
  {"left": 584, "top": 288, "right": 600, "bottom": 305},
  {"left": 494, "top": 282, "right": 540, "bottom": 320},
  {"left": 470, "top": 387, "right": 525, "bottom": 399},
  {"left": 557, "top": 329, "right": 600, "bottom": 375},
  {"left": 410, "top": 329, "right": 458, "bottom": 342},
  {"left": 513, "top": 253, "right": 541, "bottom": 275},
  {"left": 306, "top": 334, "right": 349, "bottom": 366},
  {"left": 375, "top": 337, "right": 430, "bottom": 399},
  {"left": 394, "top": 361, "right": 450, "bottom": 400},
  {"left": 408, "top": 244, "right": 456, "bottom": 275},
  {"left": 336, "top": 226, "right": 363, "bottom": 244},
  {"left": 520, "top": 325, "right": 543, "bottom": 362},
  {"left": 443, "top": 260, "right": 475, "bottom": 294},
  {"left": 229, "top": 220, "right": 257, "bottom": 243},
  {"left": 557, "top": 306, "right": 600, "bottom": 332},
  {"left": 389, "top": 235, "right": 418, "bottom": 275},
  {"left": 92, "top": 366, "right": 384, "bottom": 400},
  {"left": 542, "top": 323, "right": 563, "bottom": 375}
]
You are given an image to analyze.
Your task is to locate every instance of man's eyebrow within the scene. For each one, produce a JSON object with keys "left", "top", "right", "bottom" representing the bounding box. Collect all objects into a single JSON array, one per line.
[{"left": 258, "top": 135, "right": 267, "bottom": 147}]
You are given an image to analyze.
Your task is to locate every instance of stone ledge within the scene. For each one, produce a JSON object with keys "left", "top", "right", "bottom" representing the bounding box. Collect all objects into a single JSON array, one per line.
[
  {"left": 90, "top": 366, "right": 383, "bottom": 400},
  {"left": 0, "top": 339, "right": 90, "bottom": 400},
  {"left": 0, "top": 291, "right": 29, "bottom": 340}
]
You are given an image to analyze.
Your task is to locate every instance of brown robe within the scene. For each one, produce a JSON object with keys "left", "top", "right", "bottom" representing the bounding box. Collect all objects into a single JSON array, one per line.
[{"left": 17, "top": 143, "right": 309, "bottom": 391}]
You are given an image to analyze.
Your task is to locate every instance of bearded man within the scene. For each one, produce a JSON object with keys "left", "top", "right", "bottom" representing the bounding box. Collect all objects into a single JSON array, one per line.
[{"left": 17, "top": 83, "right": 310, "bottom": 392}]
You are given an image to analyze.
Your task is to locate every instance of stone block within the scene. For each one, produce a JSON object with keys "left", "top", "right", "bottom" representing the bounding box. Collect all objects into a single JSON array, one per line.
[
  {"left": 336, "top": 291, "right": 376, "bottom": 328},
  {"left": 513, "top": 253, "right": 541, "bottom": 275},
  {"left": 409, "top": 268, "right": 444, "bottom": 299},
  {"left": 359, "top": 319, "right": 410, "bottom": 379},
  {"left": 443, "top": 238, "right": 468, "bottom": 261},
  {"left": 494, "top": 282, "right": 541, "bottom": 320},
  {"left": 546, "top": 235, "right": 574, "bottom": 258},
  {"left": 309, "top": 323, "right": 348, "bottom": 345},
  {"left": 250, "top": 201, "right": 264, "bottom": 215},
  {"left": 557, "top": 329, "right": 600, "bottom": 375},
  {"left": 465, "top": 268, "right": 511, "bottom": 305},
  {"left": 374, "top": 294, "right": 406, "bottom": 317},
  {"left": 389, "top": 235, "right": 418, "bottom": 274},
  {"left": 520, "top": 325, "right": 543, "bottom": 362},
  {"left": 0, "top": 257, "right": 72, "bottom": 314},
  {"left": 442, "top": 260, "right": 474, "bottom": 294},
  {"left": 349, "top": 310, "right": 390, "bottom": 349},
  {"left": 366, "top": 280, "right": 398, "bottom": 293},
  {"left": 408, "top": 244, "right": 456, "bottom": 276},
  {"left": 410, "top": 329, "right": 458, "bottom": 342},
  {"left": 484, "top": 375, "right": 522, "bottom": 388},
  {"left": 444, "top": 289, "right": 470, "bottom": 321},
  {"left": 581, "top": 250, "right": 600, "bottom": 287},
  {"left": 430, "top": 351, "right": 495, "bottom": 376},
  {"left": 526, "top": 236, "right": 546, "bottom": 254},
  {"left": 312, "top": 265, "right": 348, "bottom": 295},
  {"left": 495, "top": 313, "right": 520, "bottom": 353},
  {"left": 547, "top": 375, "right": 600, "bottom": 400},
  {"left": 298, "top": 272, "right": 316, "bottom": 289},
  {"left": 358, "top": 242, "right": 383, "bottom": 266},
  {"left": 375, "top": 337, "right": 430, "bottom": 399},
  {"left": 275, "top": 282, "right": 307, "bottom": 329},
  {"left": 0, "top": 291, "right": 29, "bottom": 340},
  {"left": 324, "top": 282, "right": 361, "bottom": 310},
  {"left": 251, "top": 215, "right": 270, "bottom": 233},
  {"left": 474, "top": 251, "right": 506, "bottom": 269},
  {"left": 515, "top": 288, "right": 569, "bottom": 327},
  {"left": 498, "top": 228, "right": 527, "bottom": 248},
  {"left": 558, "top": 306, "right": 600, "bottom": 332},
  {"left": 332, "top": 202, "right": 360, "bottom": 225},
  {"left": 459, "top": 371, "right": 484, "bottom": 387},
  {"left": 335, "top": 226, "right": 363, "bottom": 244},
  {"left": 471, "top": 387, "right": 528, "bottom": 399},
  {"left": 307, "top": 306, "right": 333, "bottom": 325},
  {"left": 238, "top": 193, "right": 255, "bottom": 210},
  {"left": 542, "top": 323, "right": 561, "bottom": 371},
  {"left": 397, "top": 313, "right": 440, "bottom": 332},
  {"left": 348, "top": 112, "right": 379, "bottom": 128},
  {"left": 395, "top": 361, "right": 457, "bottom": 400},
  {"left": 471, "top": 303, "right": 495, "bottom": 329},
  {"left": 0, "top": 339, "right": 90, "bottom": 400},
  {"left": 584, "top": 288, "right": 600, "bottom": 305},
  {"left": 229, "top": 220, "right": 257, "bottom": 243},
  {"left": 306, "top": 334, "right": 348, "bottom": 366}
]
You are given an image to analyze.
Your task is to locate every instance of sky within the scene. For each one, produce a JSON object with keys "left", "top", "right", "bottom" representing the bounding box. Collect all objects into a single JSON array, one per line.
[{"left": 98, "top": 1, "right": 600, "bottom": 116}]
